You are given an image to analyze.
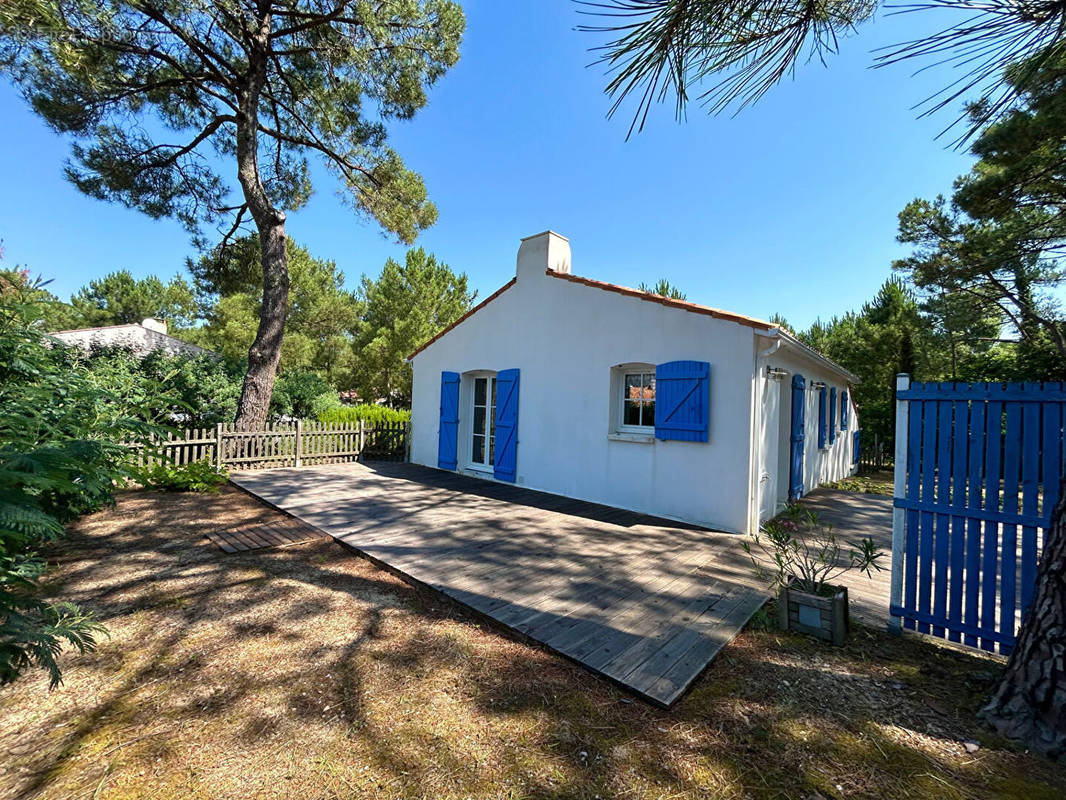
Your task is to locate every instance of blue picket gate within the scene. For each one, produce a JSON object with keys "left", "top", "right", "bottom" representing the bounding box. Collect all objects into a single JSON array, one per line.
[{"left": 890, "top": 377, "right": 1066, "bottom": 654}]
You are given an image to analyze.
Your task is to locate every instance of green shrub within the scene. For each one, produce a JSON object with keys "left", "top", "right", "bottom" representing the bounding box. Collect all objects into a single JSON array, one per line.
[
  {"left": 317, "top": 404, "right": 410, "bottom": 426},
  {"left": 138, "top": 459, "right": 229, "bottom": 493},
  {"left": 309, "top": 389, "right": 342, "bottom": 419},
  {"left": 271, "top": 369, "right": 334, "bottom": 419},
  {"left": 1, "top": 278, "right": 162, "bottom": 688}
]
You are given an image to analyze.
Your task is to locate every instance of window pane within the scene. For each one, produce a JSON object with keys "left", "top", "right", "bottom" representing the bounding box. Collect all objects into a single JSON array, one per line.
[
  {"left": 642, "top": 400, "right": 655, "bottom": 427},
  {"left": 625, "top": 374, "right": 643, "bottom": 401},
  {"left": 491, "top": 377, "right": 496, "bottom": 406},
  {"left": 472, "top": 434, "right": 484, "bottom": 463},
  {"left": 473, "top": 406, "right": 486, "bottom": 436},
  {"left": 624, "top": 399, "right": 642, "bottom": 426},
  {"left": 644, "top": 375, "right": 656, "bottom": 401},
  {"left": 489, "top": 435, "right": 495, "bottom": 466},
  {"left": 474, "top": 377, "right": 486, "bottom": 406}
]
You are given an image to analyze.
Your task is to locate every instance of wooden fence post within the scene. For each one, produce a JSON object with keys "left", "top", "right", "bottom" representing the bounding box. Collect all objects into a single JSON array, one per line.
[
  {"left": 358, "top": 419, "right": 365, "bottom": 458},
  {"left": 215, "top": 422, "right": 224, "bottom": 469},
  {"left": 295, "top": 419, "right": 303, "bottom": 467},
  {"left": 404, "top": 421, "right": 411, "bottom": 463},
  {"left": 889, "top": 373, "right": 910, "bottom": 634}
]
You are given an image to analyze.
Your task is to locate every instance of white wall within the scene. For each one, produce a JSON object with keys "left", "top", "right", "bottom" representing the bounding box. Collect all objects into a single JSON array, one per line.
[
  {"left": 410, "top": 233, "right": 759, "bottom": 533},
  {"left": 754, "top": 342, "right": 859, "bottom": 524}
]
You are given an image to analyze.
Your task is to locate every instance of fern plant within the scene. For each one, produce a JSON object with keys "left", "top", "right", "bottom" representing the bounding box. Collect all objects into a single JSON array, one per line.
[{"left": 0, "top": 275, "right": 161, "bottom": 687}]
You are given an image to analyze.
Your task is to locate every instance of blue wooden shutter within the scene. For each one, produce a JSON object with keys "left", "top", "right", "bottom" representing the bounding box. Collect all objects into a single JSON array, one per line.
[
  {"left": 841, "top": 390, "right": 849, "bottom": 430},
  {"left": 789, "top": 374, "right": 806, "bottom": 500},
  {"left": 493, "top": 369, "right": 520, "bottom": 482},
  {"left": 437, "top": 371, "right": 460, "bottom": 470},
  {"left": 852, "top": 430, "right": 861, "bottom": 465},
  {"left": 818, "top": 386, "right": 828, "bottom": 449},
  {"left": 829, "top": 387, "right": 837, "bottom": 444},
  {"left": 654, "top": 361, "right": 710, "bottom": 442}
]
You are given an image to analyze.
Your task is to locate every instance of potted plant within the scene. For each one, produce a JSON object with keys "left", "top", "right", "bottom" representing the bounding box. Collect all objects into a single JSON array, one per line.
[{"left": 743, "top": 504, "right": 883, "bottom": 646}]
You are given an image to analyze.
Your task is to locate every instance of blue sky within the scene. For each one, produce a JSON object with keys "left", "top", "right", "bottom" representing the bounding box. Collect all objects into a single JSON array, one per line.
[{"left": 0, "top": 2, "right": 977, "bottom": 331}]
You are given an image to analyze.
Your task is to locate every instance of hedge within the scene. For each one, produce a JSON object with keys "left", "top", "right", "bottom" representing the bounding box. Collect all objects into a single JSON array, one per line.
[{"left": 317, "top": 404, "right": 411, "bottom": 426}]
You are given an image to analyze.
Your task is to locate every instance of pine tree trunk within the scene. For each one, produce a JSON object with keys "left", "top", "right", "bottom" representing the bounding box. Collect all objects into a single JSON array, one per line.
[
  {"left": 235, "top": 222, "right": 288, "bottom": 430},
  {"left": 232, "top": 18, "right": 288, "bottom": 431},
  {"left": 980, "top": 476, "right": 1066, "bottom": 759}
]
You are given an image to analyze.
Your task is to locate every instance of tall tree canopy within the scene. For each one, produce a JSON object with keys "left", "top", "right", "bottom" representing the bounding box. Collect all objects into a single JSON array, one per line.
[
  {"left": 0, "top": 1, "right": 464, "bottom": 428},
  {"left": 894, "top": 53, "right": 1066, "bottom": 368},
  {"left": 580, "top": 0, "right": 1066, "bottom": 135},
  {"left": 69, "top": 270, "right": 196, "bottom": 329},
  {"left": 638, "top": 278, "right": 687, "bottom": 299},
  {"left": 353, "top": 247, "right": 474, "bottom": 406},
  {"left": 188, "top": 234, "right": 363, "bottom": 381}
]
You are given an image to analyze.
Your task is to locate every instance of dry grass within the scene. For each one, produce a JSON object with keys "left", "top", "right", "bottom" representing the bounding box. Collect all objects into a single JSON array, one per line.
[
  {"left": 824, "top": 471, "right": 895, "bottom": 497},
  {"left": 1, "top": 485, "right": 1064, "bottom": 800}
]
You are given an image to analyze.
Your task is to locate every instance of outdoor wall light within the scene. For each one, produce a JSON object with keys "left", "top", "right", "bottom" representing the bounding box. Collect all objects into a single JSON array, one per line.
[
  {"left": 810, "top": 381, "right": 827, "bottom": 390},
  {"left": 766, "top": 366, "right": 789, "bottom": 379}
]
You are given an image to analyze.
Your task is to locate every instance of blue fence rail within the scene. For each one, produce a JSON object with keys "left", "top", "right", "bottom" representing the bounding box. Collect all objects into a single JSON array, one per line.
[{"left": 890, "top": 377, "right": 1066, "bottom": 654}]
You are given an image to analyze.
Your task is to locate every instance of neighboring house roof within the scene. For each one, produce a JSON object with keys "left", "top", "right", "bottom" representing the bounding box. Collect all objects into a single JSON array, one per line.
[
  {"left": 51, "top": 319, "right": 214, "bottom": 358},
  {"left": 407, "top": 267, "right": 857, "bottom": 383}
]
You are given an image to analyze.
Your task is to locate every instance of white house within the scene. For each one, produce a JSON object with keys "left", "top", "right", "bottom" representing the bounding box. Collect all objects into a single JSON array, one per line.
[
  {"left": 408, "top": 231, "right": 859, "bottom": 534},
  {"left": 51, "top": 318, "right": 212, "bottom": 358}
]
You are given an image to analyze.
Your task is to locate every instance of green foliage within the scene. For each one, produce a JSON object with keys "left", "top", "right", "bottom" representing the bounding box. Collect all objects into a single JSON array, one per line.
[
  {"left": 638, "top": 279, "right": 687, "bottom": 300},
  {"left": 81, "top": 347, "right": 246, "bottom": 428},
  {"left": 0, "top": 274, "right": 159, "bottom": 687},
  {"left": 353, "top": 247, "right": 475, "bottom": 406},
  {"left": 894, "top": 53, "right": 1066, "bottom": 366},
  {"left": 70, "top": 270, "right": 196, "bottom": 329},
  {"left": 744, "top": 504, "right": 884, "bottom": 598},
  {"left": 270, "top": 369, "right": 333, "bottom": 420},
  {"left": 189, "top": 235, "right": 363, "bottom": 380},
  {"left": 138, "top": 459, "right": 228, "bottom": 493},
  {"left": 0, "top": 268, "right": 79, "bottom": 330},
  {"left": 798, "top": 279, "right": 938, "bottom": 447},
  {"left": 0, "top": 2, "right": 464, "bottom": 242},
  {"left": 318, "top": 405, "right": 411, "bottom": 426}
]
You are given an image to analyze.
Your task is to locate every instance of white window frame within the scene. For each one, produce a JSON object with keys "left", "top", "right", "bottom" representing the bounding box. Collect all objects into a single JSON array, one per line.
[
  {"left": 467, "top": 372, "right": 496, "bottom": 471},
  {"left": 609, "top": 363, "right": 657, "bottom": 440}
]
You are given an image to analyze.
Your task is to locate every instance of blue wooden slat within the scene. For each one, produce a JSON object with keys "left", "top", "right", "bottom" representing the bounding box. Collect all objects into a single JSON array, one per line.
[
  {"left": 437, "top": 371, "right": 461, "bottom": 471},
  {"left": 918, "top": 397, "right": 938, "bottom": 635},
  {"left": 980, "top": 400, "right": 1002, "bottom": 652},
  {"left": 902, "top": 396, "right": 923, "bottom": 631},
  {"left": 1044, "top": 400, "right": 1064, "bottom": 527},
  {"left": 888, "top": 606, "right": 1017, "bottom": 646},
  {"left": 654, "top": 361, "right": 710, "bottom": 442},
  {"left": 899, "top": 385, "right": 1066, "bottom": 401},
  {"left": 999, "top": 397, "right": 1022, "bottom": 655},
  {"left": 817, "top": 386, "right": 828, "bottom": 449},
  {"left": 841, "top": 390, "right": 848, "bottom": 431},
  {"left": 892, "top": 498, "right": 1047, "bottom": 528},
  {"left": 948, "top": 398, "right": 968, "bottom": 643},
  {"left": 829, "top": 387, "right": 837, "bottom": 444},
  {"left": 932, "top": 390, "right": 953, "bottom": 639},
  {"left": 1020, "top": 398, "right": 1040, "bottom": 620},
  {"left": 789, "top": 375, "right": 806, "bottom": 500},
  {"left": 964, "top": 400, "right": 985, "bottom": 648},
  {"left": 493, "top": 369, "right": 520, "bottom": 482}
]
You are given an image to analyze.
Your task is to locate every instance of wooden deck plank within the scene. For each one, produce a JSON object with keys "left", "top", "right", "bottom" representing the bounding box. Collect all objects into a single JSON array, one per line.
[{"left": 230, "top": 462, "right": 766, "bottom": 706}]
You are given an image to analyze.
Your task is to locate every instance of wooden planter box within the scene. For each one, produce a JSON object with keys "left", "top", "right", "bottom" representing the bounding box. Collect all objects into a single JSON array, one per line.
[{"left": 778, "top": 580, "right": 849, "bottom": 646}]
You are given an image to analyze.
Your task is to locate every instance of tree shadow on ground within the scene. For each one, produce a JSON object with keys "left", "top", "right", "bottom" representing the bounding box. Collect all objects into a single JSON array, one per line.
[{"left": 0, "top": 485, "right": 1064, "bottom": 800}]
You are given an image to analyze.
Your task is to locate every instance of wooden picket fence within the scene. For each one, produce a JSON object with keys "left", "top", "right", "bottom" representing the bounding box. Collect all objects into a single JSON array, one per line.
[{"left": 130, "top": 420, "right": 410, "bottom": 471}]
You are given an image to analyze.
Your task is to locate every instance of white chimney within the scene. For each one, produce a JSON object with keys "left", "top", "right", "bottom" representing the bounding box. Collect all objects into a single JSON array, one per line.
[
  {"left": 141, "top": 317, "right": 168, "bottom": 334},
  {"left": 516, "top": 230, "right": 570, "bottom": 282}
]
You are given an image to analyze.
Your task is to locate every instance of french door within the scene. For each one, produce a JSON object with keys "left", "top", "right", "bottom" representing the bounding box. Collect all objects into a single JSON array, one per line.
[{"left": 471, "top": 376, "right": 496, "bottom": 468}]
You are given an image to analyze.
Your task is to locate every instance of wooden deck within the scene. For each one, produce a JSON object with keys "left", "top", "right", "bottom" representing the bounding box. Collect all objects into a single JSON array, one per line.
[{"left": 230, "top": 462, "right": 767, "bottom": 707}]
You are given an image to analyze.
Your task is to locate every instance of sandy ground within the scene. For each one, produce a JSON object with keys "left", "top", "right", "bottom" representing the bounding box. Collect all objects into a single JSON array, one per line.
[{"left": 1, "top": 485, "right": 1064, "bottom": 800}]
